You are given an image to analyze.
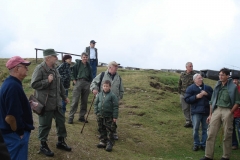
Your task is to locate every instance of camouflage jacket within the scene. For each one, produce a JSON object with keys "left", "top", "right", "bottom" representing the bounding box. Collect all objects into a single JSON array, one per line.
[
  {"left": 178, "top": 71, "right": 195, "bottom": 95},
  {"left": 57, "top": 62, "right": 71, "bottom": 89}
]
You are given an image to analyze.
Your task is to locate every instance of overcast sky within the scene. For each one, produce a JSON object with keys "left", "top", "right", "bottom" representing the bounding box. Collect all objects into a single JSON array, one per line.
[{"left": 0, "top": 0, "right": 240, "bottom": 71}]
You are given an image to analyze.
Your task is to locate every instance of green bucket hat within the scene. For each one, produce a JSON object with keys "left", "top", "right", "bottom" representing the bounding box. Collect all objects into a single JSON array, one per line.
[{"left": 43, "top": 49, "right": 58, "bottom": 56}]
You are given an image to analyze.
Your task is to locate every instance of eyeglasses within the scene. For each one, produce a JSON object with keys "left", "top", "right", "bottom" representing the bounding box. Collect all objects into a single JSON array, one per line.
[{"left": 16, "top": 65, "right": 28, "bottom": 69}]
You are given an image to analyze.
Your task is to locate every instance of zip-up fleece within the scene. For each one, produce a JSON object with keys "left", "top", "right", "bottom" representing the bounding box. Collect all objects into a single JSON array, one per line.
[{"left": 94, "top": 91, "right": 118, "bottom": 118}]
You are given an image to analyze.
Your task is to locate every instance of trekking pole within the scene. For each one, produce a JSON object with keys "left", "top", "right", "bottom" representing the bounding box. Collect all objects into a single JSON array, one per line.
[{"left": 81, "top": 95, "right": 96, "bottom": 134}]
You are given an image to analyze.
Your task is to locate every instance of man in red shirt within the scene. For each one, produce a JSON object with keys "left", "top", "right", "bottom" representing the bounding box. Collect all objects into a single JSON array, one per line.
[{"left": 231, "top": 75, "right": 240, "bottom": 150}]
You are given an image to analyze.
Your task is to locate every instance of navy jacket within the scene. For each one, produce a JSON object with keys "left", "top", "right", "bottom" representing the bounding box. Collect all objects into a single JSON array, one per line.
[{"left": 184, "top": 83, "right": 213, "bottom": 115}]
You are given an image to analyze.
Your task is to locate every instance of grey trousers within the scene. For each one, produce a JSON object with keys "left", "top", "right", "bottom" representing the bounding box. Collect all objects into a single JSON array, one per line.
[
  {"left": 38, "top": 108, "right": 67, "bottom": 141},
  {"left": 69, "top": 79, "right": 90, "bottom": 120},
  {"left": 180, "top": 94, "right": 192, "bottom": 123}
]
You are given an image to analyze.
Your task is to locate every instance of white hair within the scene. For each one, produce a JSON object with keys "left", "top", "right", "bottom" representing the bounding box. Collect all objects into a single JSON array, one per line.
[
  {"left": 186, "top": 62, "right": 192, "bottom": 67},
  {"left": 193, "top": 73, "right": 201, "bottom": 81},
  {"left": 107, "top": 61, "right": 118, "bottom": 68},
  {"left": 44, "top": 55, "right": 51, "bottom": 61}
]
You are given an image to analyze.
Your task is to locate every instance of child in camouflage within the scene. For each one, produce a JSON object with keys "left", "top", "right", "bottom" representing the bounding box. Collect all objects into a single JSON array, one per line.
[{"left": 94, "top": 80, "right": 119, "bottom": 152}]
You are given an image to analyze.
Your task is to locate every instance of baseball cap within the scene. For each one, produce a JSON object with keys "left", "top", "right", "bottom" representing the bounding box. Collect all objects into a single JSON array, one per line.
[
  {"left": 108, "top": 61, "right": 120, "bottom": 67},
  {"left": 6, "top": 56, "right": 31, "bottom": 70},
  {"left": 90, "top": 40, "right": 96, "bottom": 44}
]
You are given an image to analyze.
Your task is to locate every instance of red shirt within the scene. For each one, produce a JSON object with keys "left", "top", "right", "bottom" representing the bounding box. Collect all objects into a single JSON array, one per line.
[{"left": 234, "top": 85, "right": 240, "bottom": 118}]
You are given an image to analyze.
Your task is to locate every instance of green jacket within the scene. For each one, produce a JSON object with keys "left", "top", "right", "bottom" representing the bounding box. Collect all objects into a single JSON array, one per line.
[
  {"left": 178, "top": 71, "right": 195, "bottom": 95},
  {"left": 31, "top": 62, "right": 66, "bottom": 111},
  {"left": 94, "top": 91, "right": 119, "bottom": 118},
  {"left": 90, "top": 70, "right": 124, "bottom": 100},
  {"left": 71, "top": 59, "right": 93, "bottom": 82},
  {"left": 210, "top": 78, "right": 240, "bottom": 112}
]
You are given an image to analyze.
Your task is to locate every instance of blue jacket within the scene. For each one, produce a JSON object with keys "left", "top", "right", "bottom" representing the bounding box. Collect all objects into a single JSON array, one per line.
[
  {"left": 184, "top": 83, "right": 213, "bottom": 115},
  {"left": 0, "top": 76, "right": 34, "bottom": 135}
]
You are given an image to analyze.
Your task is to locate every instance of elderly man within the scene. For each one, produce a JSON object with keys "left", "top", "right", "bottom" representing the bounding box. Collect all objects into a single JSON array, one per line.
[
  {"left": 178, "top": 62, "right": 195, "bottom": 128},
  {"left": 68, "top": 52, "right": 93, "bottom": 124},
  {"left": 231, "top": 76, "right": 240, "bottom": 150},
  {"left": 0, "top": 56, "right": 34, "bottom": 160},
  {"left": 85, "top": 40, "right": 98, "bottom": 78},
  {"left": 90, "top": 61, "right": 124, "bottom": 140},
  {"left": 31, "top": 49, "right": 71, "bottom": 157},
  {"left": 200, "top": 68, "right": 240, "bottom": 160},
  {"left": 185, "top": 74, "right": 213, "bottom": 151}
]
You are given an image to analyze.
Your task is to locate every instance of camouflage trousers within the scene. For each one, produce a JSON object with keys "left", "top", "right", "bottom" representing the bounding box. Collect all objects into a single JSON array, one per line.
[{"left": 97, "top": 117, "right": 117, "bottom": 143}]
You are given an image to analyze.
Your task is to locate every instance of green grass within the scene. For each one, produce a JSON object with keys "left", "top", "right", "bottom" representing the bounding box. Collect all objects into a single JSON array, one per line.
[{"left": 0, "top": 58, "right": 239, "bottom": 160}]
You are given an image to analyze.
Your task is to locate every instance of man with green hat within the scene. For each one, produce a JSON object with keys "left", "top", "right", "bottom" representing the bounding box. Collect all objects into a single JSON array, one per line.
[{"left": 31, "top": 48, "right": 71, "bottom": 157}]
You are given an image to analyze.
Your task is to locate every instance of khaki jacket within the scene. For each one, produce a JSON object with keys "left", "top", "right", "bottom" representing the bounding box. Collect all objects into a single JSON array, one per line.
[
  {"left": 90, "top": 70, "right": 124, "bottom": 100},
  {"left": 31, "top": 62, "right": 66, "bottom": 111}
]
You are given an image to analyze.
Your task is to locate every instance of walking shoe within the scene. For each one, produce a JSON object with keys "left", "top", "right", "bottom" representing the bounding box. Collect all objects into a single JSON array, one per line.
[
  {"left": 192, "top": 145, "right": 199, "bottom": 151},
  {"left": 200, "top": 146, "right": 205, "bottom": 151},
  {"left": 40, "top": 141, "right": 54, "bottom": 157},
  {"left": 184, "top": 123, "right": 193, "bottom": 128},
  {"left": 105, "top": 141, "right": 113, "bottom": 152},
  {"left": 220, "top": 157, "right": 229, "bottom": 160},
  {"left": 232, "top": 145, "right": 238, "bottom": 150},
  {"left": 97, "top": 141, "right": 106, "bottom": 148},
  {"left": 68, "top": 119, "right": 73, "bottom": 124},
  {"left": 78, "top": 118, "right": 88, "bottom": 123},
  {"left": 113, "top": 133, "right": 118, "bottom": 140},
  {"left": 56, "top": 137, "right": 72, "bottom": 151},
  {"left": 199, "top": 156, "right": 213, "bottom": 160}
]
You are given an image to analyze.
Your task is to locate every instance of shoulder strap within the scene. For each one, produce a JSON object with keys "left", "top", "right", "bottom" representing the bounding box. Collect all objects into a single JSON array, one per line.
[{"left": 98, "top": 72, "right": 105, "bottom": 89}]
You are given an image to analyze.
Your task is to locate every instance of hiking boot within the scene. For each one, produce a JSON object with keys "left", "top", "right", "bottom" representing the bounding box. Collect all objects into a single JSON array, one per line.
[
  {"left": 105, "top": 141, "right": 113, "bottom": 152},
  {"left": 113, "top": 133, "right": 118, "bottom": 140},
  {"left": 56, "top": 137, "right": 72, "bottom": 151},
  {"left": 78, "top": 118, "right": 88, "bottom": 123},
  {"left": 193, "top": 145, "right": 199, "bottom": 151},
  {"left": 199, "top": 156, "right": 213, "bottom": 160},
  {"left": 232, "top": 145, "right": 238, "bottom": 150},
  {"left": 200, "top": 146, "right": 205, "bottom": 151},
  {"left": 220, "top": 157, "right": 229, "bottom": 160},
  {"left": 184, "top": 123, "right": 193, "bottom": 128},
  {"left": 40, "top": 141, "right": 54, "bottom": 157},
  {"left": 68, "top": 118, "right": 73, "bottom": 124},
  {"left": 97, "top": 141, "right": 106, "bottom": 148}
]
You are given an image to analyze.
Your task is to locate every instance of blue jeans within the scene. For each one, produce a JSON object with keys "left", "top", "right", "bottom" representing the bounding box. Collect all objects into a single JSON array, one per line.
[
  {"left": 232, "top": 117, "right": 240, "bottom": 146},
  {"left": 2, "top": 131, "right": 30, "bottom": 160},
  {"left": 192, "top": 114, "right": 208, "bottom": 147},
  {"left": 90, "top": 60, "right": 97, "bottom": 78},
  {"left": 62, "top": 89, "right": 68, "bottom": 114}
]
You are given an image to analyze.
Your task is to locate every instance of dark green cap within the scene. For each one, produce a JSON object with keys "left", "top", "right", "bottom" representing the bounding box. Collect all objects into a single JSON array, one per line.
[{"left": 43, "top": 49, "right": 58, "bottom": 56}]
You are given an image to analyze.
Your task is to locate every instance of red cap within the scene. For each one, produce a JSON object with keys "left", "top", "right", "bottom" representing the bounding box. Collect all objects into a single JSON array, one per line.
[{"left": 6, "top": 56, "right": 31, "bottom": 70}]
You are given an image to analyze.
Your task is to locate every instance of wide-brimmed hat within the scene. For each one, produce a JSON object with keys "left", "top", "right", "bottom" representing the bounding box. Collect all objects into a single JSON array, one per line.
[
  {"left": 43, "top": 49, "right": 58, "bottom": 56},
  {"left": 6, "top": 56, "right": 31, "bottom": 70}
]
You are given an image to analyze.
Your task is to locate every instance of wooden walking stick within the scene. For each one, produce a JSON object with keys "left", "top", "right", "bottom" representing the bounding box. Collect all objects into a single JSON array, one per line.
[{"left": 81, "top": 95, "right": 96, "bottom": 134}]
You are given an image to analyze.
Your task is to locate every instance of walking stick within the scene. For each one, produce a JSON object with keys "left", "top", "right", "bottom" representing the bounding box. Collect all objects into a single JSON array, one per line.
[{"left": 81, "top": 95, "right": 96, "bottom": 134}]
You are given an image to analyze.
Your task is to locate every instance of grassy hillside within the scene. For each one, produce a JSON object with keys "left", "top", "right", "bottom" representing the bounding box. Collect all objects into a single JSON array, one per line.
[{"left": 0, "top": 58, "right": 239, "bottom": 160}]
